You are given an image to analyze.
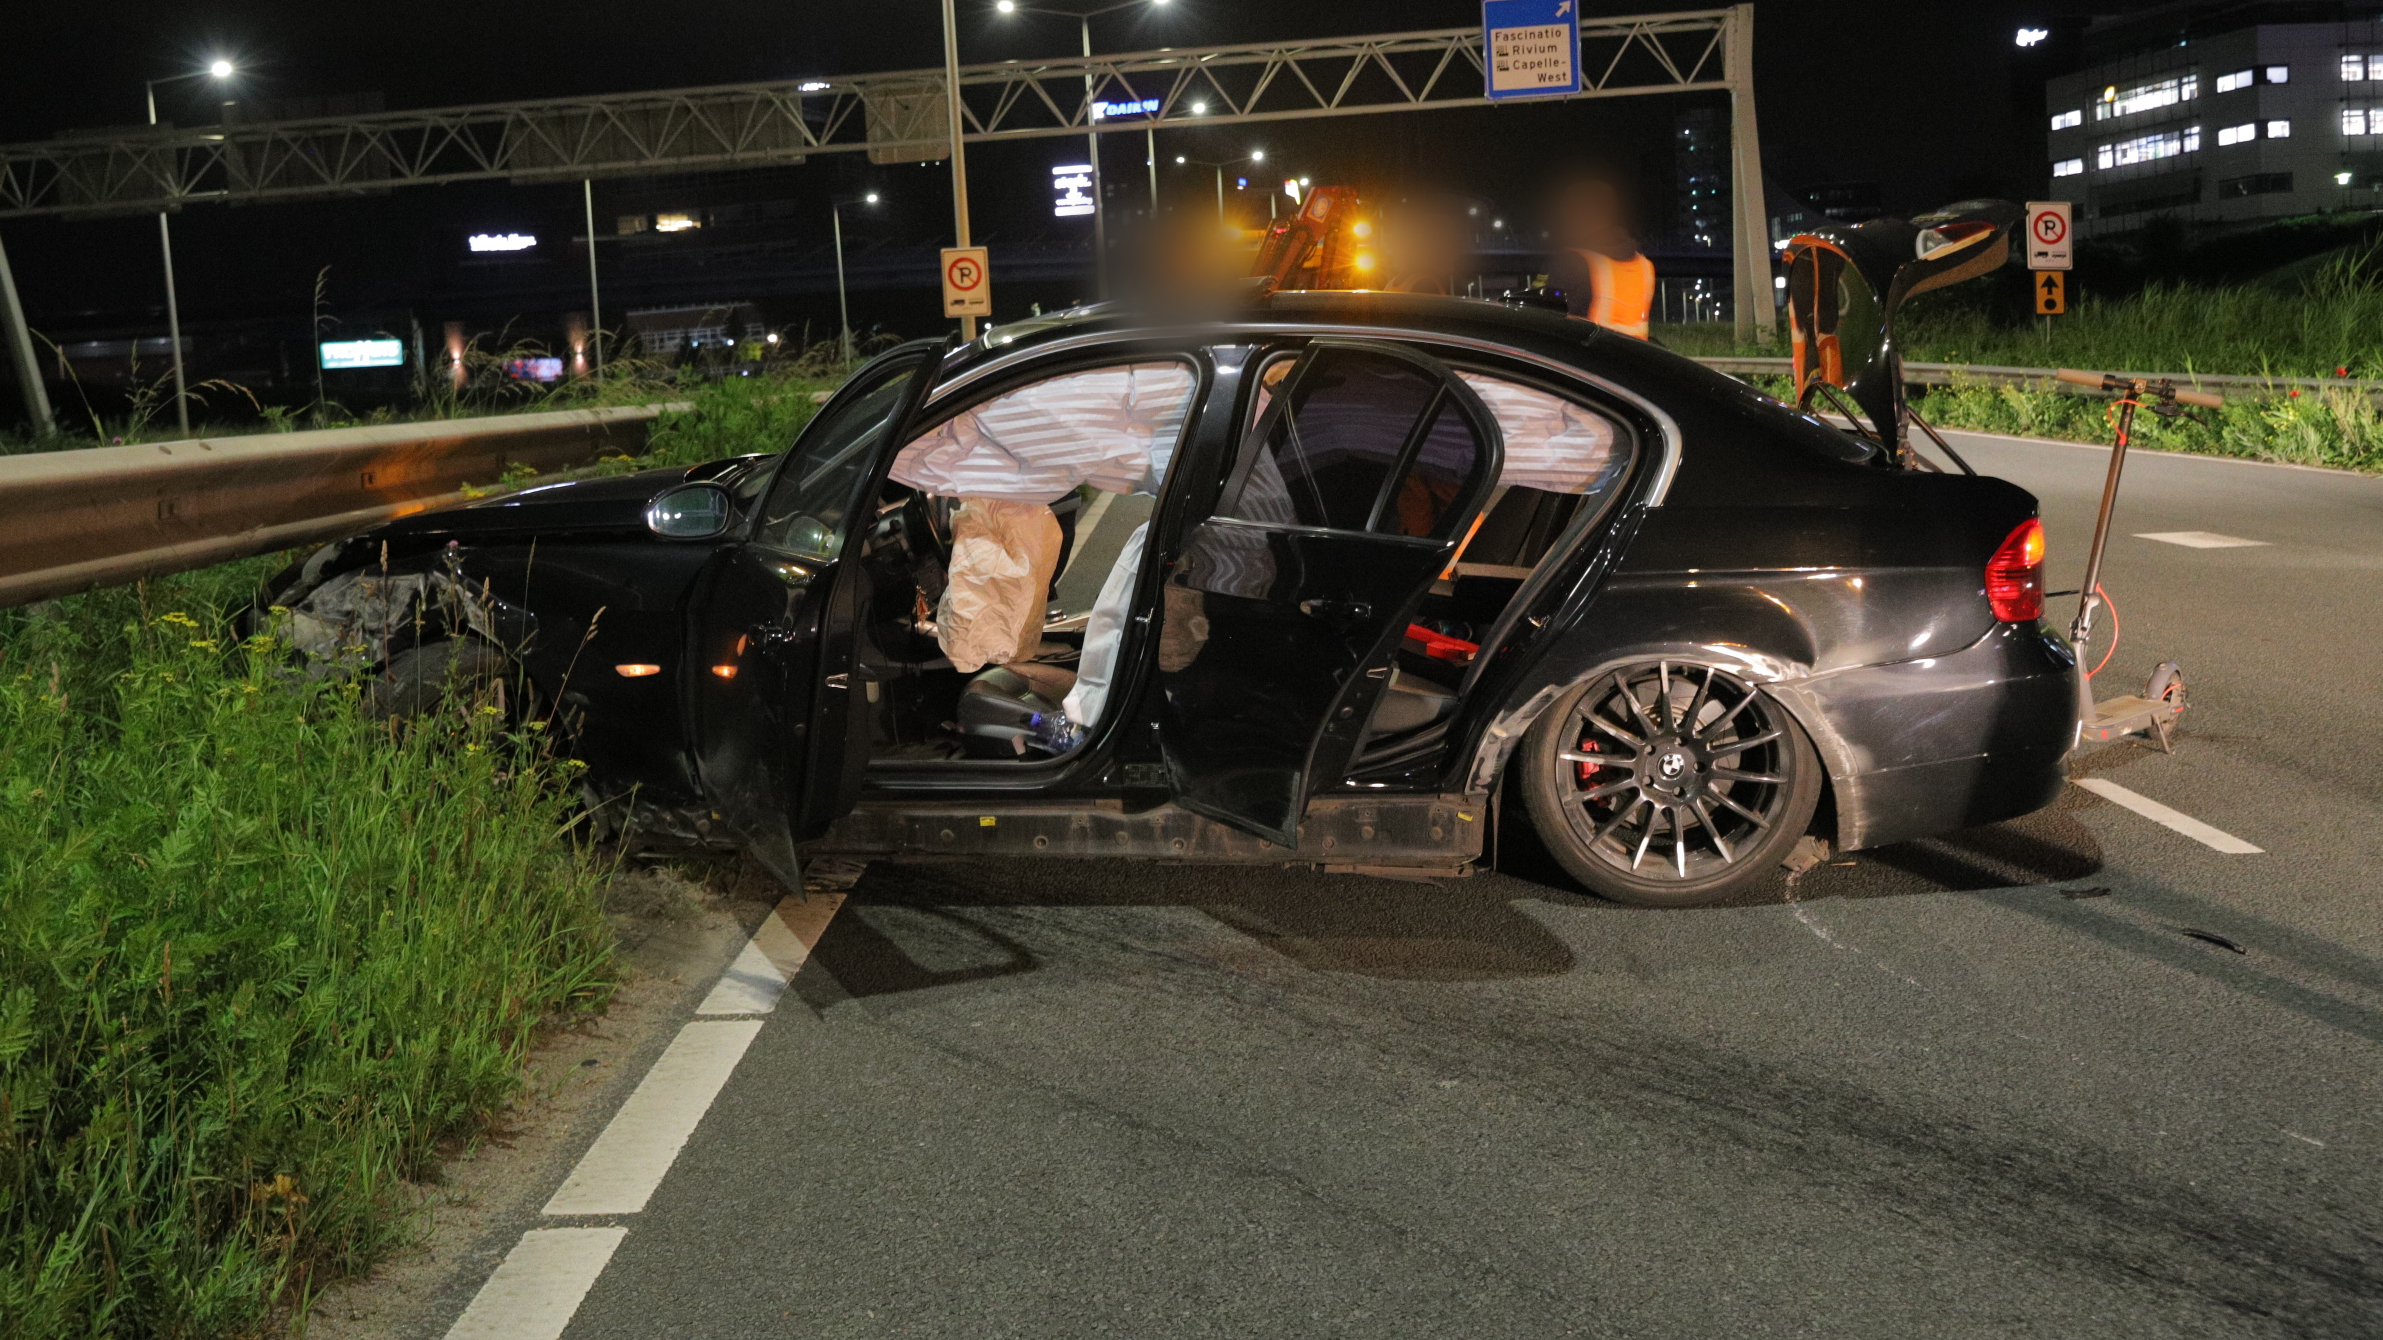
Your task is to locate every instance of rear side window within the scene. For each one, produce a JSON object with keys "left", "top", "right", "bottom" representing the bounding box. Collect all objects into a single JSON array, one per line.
[{"left": 1222, "top": 346, "right": 1487, "bottom": 540}]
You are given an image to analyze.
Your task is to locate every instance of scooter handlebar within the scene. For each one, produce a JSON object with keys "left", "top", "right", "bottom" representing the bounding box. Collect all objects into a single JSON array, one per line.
[{"left": 2053, "top": 368, "right": 2225, "bottom": 408}]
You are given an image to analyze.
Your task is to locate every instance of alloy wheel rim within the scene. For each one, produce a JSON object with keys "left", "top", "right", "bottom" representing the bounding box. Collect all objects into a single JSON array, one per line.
[{"left": 1555, "top": 661, "right": 1792, "bottom": 882}]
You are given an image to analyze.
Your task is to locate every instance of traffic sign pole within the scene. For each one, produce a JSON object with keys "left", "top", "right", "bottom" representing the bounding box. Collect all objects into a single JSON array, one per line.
[{"left": 941, "top": 0, "right": 977, "bottom": 342}]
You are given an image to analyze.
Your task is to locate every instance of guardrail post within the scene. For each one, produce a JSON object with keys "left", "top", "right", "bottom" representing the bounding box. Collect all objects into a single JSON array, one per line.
[{"left": 0, "top": 227, "right": 54, "bottom": 436}]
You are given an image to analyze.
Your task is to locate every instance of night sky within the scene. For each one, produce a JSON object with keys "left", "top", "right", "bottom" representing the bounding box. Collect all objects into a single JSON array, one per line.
[{"left": 0, "top": 0, "right": 2143, "bottom": 401}]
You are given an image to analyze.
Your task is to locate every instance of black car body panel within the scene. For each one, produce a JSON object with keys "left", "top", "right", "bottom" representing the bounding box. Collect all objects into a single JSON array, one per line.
[{"left": 263, "top": 292, "right": 2079, "bottom": 886}]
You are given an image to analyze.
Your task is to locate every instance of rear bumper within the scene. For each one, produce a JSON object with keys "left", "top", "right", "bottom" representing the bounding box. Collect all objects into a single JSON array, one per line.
[{"left": 1769, "top": 623, "right": 2079, "bottom": 852}]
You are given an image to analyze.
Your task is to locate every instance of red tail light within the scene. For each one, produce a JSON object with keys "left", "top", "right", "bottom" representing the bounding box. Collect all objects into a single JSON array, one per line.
[{"left": 1985, "top": 518, "right": 2046, "bottom": 622}]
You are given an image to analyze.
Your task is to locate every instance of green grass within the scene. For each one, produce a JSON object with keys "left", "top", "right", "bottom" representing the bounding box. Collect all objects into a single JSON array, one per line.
[
  {"left": 1658, "top": 252, "right": 2383, "bottom": 377},
  {"left": 4, "top": 333, "right": 860, "bottom": 458},
  {"left": 1658, "top": 254, "right": 2383, "bottom": 472},
  {"left": 0, "top": 561, "right": 617, "bottom": 1337}
]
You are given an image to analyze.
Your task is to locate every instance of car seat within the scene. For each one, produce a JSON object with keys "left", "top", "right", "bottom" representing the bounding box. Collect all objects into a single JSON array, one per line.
[{"left": 956, "top": 662, "right": 1079, "bottom": 757}]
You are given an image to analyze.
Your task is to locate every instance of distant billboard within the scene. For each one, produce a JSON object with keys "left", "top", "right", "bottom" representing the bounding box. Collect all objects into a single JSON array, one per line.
[
  {"left": 468, "top": 232, "right": 538, "bottom": 252},
  {"left": 507, "top": 356, "right": 564, "bottom": 383},
  {"left": 319, "top": 339, "right": 405, "bottom": 370},
  {"left": 1090, "top": 98, "right": 1160, "bottom": 121},
  {"left": 1051, "top": 164, "right": 1095, "bottom": 218}
]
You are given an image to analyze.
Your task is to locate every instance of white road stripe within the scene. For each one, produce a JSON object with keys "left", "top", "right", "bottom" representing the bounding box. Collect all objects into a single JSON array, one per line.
[
  {"left": 2075, "top": 778, "right": 2265, "bottom": 854},
  {"left": 2134, "top": 530, "right": 2269, "bottom": 549},
  {"left": 543, "top": 1020, "right": 764, "bottom": 1216},
  {"left": 1074, "top": 488, "right": 1117, "bottom": 554},
  {"left": 442, "top": 1227, "right": 626, "bottom": 1340},
  {"left": 697, "top": 893, "right": 846, "bottom": 1015},
  {"left": 443, "top": 894, "right": 847, "bottom": 1336}
]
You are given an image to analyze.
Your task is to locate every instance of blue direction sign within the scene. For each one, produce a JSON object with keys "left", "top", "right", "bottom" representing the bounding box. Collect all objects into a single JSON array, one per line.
[{"left": 1483, "top": 0, "right": 1581, "bottom": 101}]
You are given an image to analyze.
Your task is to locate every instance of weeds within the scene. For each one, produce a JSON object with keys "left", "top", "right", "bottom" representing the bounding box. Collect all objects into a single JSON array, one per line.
[{"left": 0, "top": 562, "right": 615, "bottom": 1337}]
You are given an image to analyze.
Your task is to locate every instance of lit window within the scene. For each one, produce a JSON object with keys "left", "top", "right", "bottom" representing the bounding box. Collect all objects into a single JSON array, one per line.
[
  {"left": 2345, "top": 106, "right": 2371, "bottom": 135},
  {"left": 2267, "top": 65, "right": 2290, "bottom": 83},
  {"left": 2268, "top": 119, "right": 2291, "bottom": 137},
  {"left": 2098, "top": 127, "right": 2197, "bottom": 168},
  {"left": 654, "top": 212, "right": 700, "bottom": 232},
  {"left": 2051, "top": 109, "right": 2082, "bottom": 129},
  {"left": 2093, "top": 73, "right": 2199, "bottom": 120},
  {"left": 2052, "top": 158, "right": 2085, "bottom": 177},
  {"left": 2217, "top": 122, "right": 2256, "bottom": 146},
  {"left": 2344, "top": 53, "right": 2366, "bottom": 81},
  {"left": 2372, "top": 55, "right": 2383, "bottom": 80},
  {"left": 2215, "top": 69, "right": 2252, "bottom": 93}
]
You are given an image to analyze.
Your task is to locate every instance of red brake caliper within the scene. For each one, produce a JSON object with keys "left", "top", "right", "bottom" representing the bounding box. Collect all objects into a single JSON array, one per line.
[{"left": 1575, "top": 736, "right": 1602, "bottom": 783}]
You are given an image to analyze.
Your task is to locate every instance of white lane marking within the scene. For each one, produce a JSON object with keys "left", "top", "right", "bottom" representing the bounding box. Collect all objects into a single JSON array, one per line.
[
  {"left": 2074, "top": 778, "right": 2264, "bottom": 854},
  {"left": 1074, "top": 489, "right": 1117, "bottom": 555},
  {"left": 2285, "top": 1130, "right": 2326, "bottom": 1148},
  {"left": 443, "top": 1227, "right": 626, "bottom": 1340},
  {"left": 697, "top": 893, "right": 846, "bottom": 1015},
  {"left": 543, "top": 1020, "right": 765, "bottom": 1216},
  {"left": 2134, "top": 530, "right": 2269, "bottom": 549}
]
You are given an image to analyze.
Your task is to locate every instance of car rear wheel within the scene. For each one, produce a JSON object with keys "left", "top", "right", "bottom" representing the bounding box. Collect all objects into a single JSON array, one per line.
[{"left": 1520, "top": 661, "right": 1821, "bottom": 908}]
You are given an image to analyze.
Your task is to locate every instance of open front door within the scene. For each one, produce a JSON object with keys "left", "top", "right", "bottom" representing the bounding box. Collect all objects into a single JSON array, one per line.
[
  {"left": 1159, "top": 340, "right": 1502, "bottom": 845},
  {"left": 687, "top": 339, "right": 944, "bottom": 884}
]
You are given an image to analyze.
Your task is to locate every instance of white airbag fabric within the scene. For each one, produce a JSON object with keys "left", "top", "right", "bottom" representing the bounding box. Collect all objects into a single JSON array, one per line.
[
  {"left": 937, "top": 499, "right": 1063, "bottom": 674},
  {"left": 1061, "top": 521, "right": 1147, "bottom": 728},
  {"left": 1455, "top": 371, "right": 1625, "bottom": 495},
  {"left": 890, "top": 362, "right": 1196, "bottom": 503}
]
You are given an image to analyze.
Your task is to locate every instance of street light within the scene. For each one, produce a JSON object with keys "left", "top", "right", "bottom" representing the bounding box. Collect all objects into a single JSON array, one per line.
[
  {"left": 832, "top": 191, "right": 883, "bottom": 366},
  {"left": 144, "top": 58, "right": 236, "bottom": 437},
  {"left": 992, "top": 1, "right": 1172, "bottom": 299},
  {"left": 1176, "top": 152, "right": 1264, "bottom": 225}
]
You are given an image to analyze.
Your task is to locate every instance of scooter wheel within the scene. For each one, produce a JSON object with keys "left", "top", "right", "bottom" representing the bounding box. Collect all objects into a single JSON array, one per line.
[{"left": 2145, "top": 661, "right": 2186, "bottom": 717}]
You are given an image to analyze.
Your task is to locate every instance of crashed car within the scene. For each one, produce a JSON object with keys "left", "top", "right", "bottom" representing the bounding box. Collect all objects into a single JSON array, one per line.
[{"left": 260, "top": 290, "right": 2078, "bottom": 907}]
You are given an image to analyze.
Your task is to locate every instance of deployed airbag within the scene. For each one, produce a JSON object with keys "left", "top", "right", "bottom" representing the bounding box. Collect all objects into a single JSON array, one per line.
[
  {"left": 1457, "top": 372, "right": 1626, "bottom": 495},
  {"left": 937, "top": 498, "right": 1064, "bottom": 674},
  {"left": 889, "top": 362, "right": 1197, "bottom": 503}
]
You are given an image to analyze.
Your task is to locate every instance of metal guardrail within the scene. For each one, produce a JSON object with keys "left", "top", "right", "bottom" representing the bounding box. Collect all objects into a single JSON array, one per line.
[
  {"left": 0, "top": 404, "right": 671, "bottom": 608},
  {"left": 1692, "top": 355, "right": 2383, "bottom": 398}
]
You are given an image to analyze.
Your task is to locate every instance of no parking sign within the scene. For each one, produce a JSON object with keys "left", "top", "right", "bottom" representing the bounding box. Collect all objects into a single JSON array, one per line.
[
  {"left": 2025, "top": 201, "right": 2072, "bottom": 271},
  {"left": 941, "top": 246, "right": 991, "bottom": 317}
]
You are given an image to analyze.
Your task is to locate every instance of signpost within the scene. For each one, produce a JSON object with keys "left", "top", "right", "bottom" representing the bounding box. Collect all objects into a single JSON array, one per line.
[
  {"left": 941, "top": 246, "right": 991, "bottom": 319},
  {"left": 2035, "top": 271, "right": 2066, "bottom": 315},
  {"left": 1482, "top": 0, "right": 1581, "bottom": 101},
  {"left": 2025, "top": 201, "right": 2072, "bottom": 271},
  {"left": 2027, "top": 201, "right": 2072, "bottom": 323}
]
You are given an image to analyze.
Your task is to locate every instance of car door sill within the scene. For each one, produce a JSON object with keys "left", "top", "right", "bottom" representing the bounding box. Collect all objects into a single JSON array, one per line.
[{"left": 804, "top": 795, "right": 1487, "bottom": 874}]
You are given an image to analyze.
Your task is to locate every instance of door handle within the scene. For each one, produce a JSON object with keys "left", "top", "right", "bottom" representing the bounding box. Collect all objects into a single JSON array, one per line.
[{"left": 1298, "top": 597, "right": 1374, "bottom": 626}]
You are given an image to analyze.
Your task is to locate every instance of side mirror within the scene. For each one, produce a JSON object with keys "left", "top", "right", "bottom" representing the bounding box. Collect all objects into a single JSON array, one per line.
[{"left": 645, "top": 482, "right": 733, "bottom": 539}]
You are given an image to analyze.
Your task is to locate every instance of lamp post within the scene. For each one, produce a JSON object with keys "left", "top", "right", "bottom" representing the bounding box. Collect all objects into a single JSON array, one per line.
[
  {"left": 993, "top": 0, "right": 1170, "bottom": 299},
  {"left": 938, "top": 0, "right": 978, "bottom": 342},
  {"left": 831, "top": 191, "right": 881, "bottom": 366},
  {"left": 1173, "top": 151, "right": 1264, "bottom": 226},
  {"left": 144, "top": 59, "right": 234, "bottom": 438}
]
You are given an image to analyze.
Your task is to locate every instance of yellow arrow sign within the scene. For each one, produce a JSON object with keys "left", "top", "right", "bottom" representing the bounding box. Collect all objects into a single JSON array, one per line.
[{"left": 2035, "top": 270, "right": 2066, "bottom": 315}]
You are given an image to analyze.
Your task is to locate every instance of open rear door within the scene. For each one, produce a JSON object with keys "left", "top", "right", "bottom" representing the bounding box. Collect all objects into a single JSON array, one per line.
[
  {"left": 1158, "top": 339, "right": 1501, "bottom": 845},
  {"left": 688, "top": 339, "right": 945, "bottom": 885}
]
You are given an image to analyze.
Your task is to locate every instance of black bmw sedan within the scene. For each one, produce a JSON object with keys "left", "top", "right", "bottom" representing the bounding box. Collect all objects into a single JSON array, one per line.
[{"left": 261, "top": 292, "right": 2078, "bottom": 907}]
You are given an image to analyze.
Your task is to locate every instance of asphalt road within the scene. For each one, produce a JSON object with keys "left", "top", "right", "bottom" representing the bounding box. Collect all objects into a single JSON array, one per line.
[{"left": 447, "top": 434, "right": 2383, "bottom": 1339}]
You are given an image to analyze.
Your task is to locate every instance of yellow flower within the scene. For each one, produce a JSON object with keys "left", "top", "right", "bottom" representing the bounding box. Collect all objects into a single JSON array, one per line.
[{"left": 188, "top": 639, "right": 218, "bottom": 650}]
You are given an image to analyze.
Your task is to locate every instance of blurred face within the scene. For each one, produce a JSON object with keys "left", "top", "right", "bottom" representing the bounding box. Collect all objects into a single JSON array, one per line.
[{"left": 1552, "top": 178, "right": 1622, "bottom": 248}]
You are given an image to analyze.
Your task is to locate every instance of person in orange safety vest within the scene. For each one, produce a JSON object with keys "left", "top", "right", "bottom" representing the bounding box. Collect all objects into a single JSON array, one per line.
[{"left": 1546, "top": 176, "right": 1654, "bottom": 339}]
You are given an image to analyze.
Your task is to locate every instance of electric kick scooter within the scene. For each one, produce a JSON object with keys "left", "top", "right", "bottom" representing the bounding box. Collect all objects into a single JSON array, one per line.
[{"left": 2052, "top": 369, "right": 2223, "bottom": 752}]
